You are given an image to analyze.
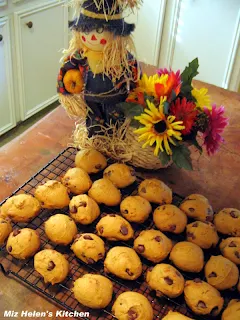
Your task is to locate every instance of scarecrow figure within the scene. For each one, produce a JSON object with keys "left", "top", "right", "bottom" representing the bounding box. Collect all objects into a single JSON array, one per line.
[{"left": 57, "top": 0, "right": 141, "bottom": 136}]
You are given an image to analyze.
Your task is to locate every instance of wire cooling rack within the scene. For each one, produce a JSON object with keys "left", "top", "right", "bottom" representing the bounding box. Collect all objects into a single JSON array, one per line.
[{"left": 0, "top": 147, "right": 238, "bottom": 320}]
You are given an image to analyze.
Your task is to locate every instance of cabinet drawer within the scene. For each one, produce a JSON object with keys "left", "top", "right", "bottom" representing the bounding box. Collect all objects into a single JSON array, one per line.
[{"left": 14, "top": 1, "right": 68, "bottom": 120}]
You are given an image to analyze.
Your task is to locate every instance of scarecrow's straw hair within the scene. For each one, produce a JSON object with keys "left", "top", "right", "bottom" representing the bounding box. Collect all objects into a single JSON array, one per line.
[{"left": 61, "top": 30, "right": 139, "bottom": 83}]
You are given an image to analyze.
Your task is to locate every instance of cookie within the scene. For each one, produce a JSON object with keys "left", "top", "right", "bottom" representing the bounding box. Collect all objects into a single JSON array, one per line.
[
  {"left": 6, "top": 228, "right": 40, "bottom": 259},
  {"left": 220, "top": 237, "right": 240, "bottom": 265},
  {"left": 61, "top": 167, "right": 92, "bottom": 195},
  {"left": 44, "top": 214, "right": 77, "bottom": 245},
  {"left": 34, "top": 249, "right": 69, "bottom": 284},
  {"left": 88, "top": 179, "right": 121, "bottom": 206},
  {"left": 104, "top": 246, "right": 142, "bottom": 280},
  {"left": 112, "top": 292, "right": 153, "bottom": 320},
  {"left": 186, "top": 221, "right": 219, "bottom": 249},
  {"left": 134, "top": 229, "right": 172, "bottom": 263},
  {"left": 96, "top": 215, "right": 134, "bottom": 241},
  {"left": 75, "top": 149, "right": 107, "bottom": 174},
  {"left": 169, "top": 242, "right": 204, "bottom": 273},
  {"left": 0, "top": 194, "right": 41, "bottom": 222},
  {"left": 153, "top": 204, "right": 187, "bottom": 234},
  {"left": 69, "top": 194, "right": 100, "bottom": 225},
  {"left": 120, "top": 196, "right": 152, "bottom": 223},
  {"left": 222, "top": 299, "right": 240, "bottom": 320},
  {"left": 138, "top": 179, "right": 172, "bottom": 204},
  {"left": 205, "top": 255, "right": 239, "bottom": 290},
  {"left": 71, "top": 233, "right": 105, "bottom": 264},
  {"left": 214, "top": 208, "right": 240, "bottom": 236},
  {"left": 35, "top": 180, "right": 70, "bottom": 209},
  {"left": 162, "top": 311, "right": 194, "bottom": 320},
  {"left": 0, "top": 217, "right": 12, "bottom": 245},
  {"left": 103, "top": 163, "right": 136, "bottom": 188},
  {"left": 73, "top": 274, "right": 113, "bottom": 309},
  {"left": 180, "top": 194, "right": 213, "bottom": 222},
  {"left": 184, "top": 279, "right": 224, "bottom": 316},
  {"left": 146, "top": 264, "right": 185, "bottom": 298}
]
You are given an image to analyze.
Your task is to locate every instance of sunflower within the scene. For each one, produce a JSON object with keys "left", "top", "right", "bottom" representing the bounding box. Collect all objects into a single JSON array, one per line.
[
  {"left": 192, "top": 87, "right": 211, "bottom": 110},
  {"left": 134, "top": 98, "right": 185, "bottom": 156}
]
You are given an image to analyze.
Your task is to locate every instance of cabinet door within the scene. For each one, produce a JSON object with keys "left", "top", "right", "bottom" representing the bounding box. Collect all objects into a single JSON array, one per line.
[
  {"left": 14, "top": 1, "right": 68, "bottom": 120},
  {"left": 0, "top": 17, "right": 16, "bottom": 135}
]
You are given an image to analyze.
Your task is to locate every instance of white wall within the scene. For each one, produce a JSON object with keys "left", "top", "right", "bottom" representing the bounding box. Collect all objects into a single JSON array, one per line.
[
  {"left": 160, "top": 0, "right": 240, "bottom": 88},
  {"left": 125, "top": 0, "right": 166, "bottom": 65}
]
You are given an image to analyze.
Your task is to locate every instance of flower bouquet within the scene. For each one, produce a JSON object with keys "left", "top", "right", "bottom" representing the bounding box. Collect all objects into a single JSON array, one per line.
[{"left": 116, "top": 58, "right": 229, "bottom": 170}]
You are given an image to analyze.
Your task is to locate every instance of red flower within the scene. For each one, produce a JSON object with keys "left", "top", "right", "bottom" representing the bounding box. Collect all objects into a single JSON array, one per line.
[
  {"left": 170, "top": 98, "right": 197, "bottom": 135},
  {"left": 203, "top": 104, "right": 229, "bottom": 155},
  {"left": 157, "top": 69, "right": 182, "bottom": 101}
]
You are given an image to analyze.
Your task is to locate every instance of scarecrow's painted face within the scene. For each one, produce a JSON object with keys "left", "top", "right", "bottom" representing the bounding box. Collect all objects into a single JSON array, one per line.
[{"left": 81, "top": 27, "right": 113, "bottom": 52}]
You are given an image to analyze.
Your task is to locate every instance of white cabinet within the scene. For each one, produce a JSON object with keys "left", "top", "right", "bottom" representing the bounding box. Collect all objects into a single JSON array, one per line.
[
  {"left": 14, "top": 1, "right": 68, "bottom": 120},
  {"left": 0, "top": 17, "right": 16, "bottom": 135},
  {"left": 0, "top": 0, "right": 68, "bottom": 135}
]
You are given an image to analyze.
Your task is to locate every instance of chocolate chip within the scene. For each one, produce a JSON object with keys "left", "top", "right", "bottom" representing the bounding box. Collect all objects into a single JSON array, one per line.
[
  {"left": 189, "top": 207, "right": 195, "bottom": 212},
  {"left": 192, "top": 222, "right": 198, "bottom": 227},
  {"left": 210, "top": 306, "right": 219, "bottom": 316},
  {"left": 124, "top": 210, "right": 129, "bottom": 214},
  {"left": 47, "top": 261, "right": 55, "bottom": 271},
  {"left": 83, "top": 235, "right": 93, "bottom": 240},
  {"left": 128, "top": 308, "right": 138, "bottom": 320},
  {"left": 0, "top": 220, "right": 7, "bottom": 224},
  {"left": 194, "top": 278, "right": 202, "bottom": 283},
  {"left": 130, "top": 169, "right": 135, "bottom": 177},
  {"left": 230, "top": 211, "right": 238, "bottom": 218},
  {"left": 141, "top": 187, "right": 146, "bottom": 194},
  {"left": 87, "top": 258, "right": 95, "bottom": 264},
  {"left": 155, "top": 236, "right": 161, "bottom": 242},
  {"left": 13, "top": 230, "right": 21, "bottom": 237},
  {"left": 235, "top": 251, "right": 240, "bottom": 259},
  {"left": 95, "top": 164, "right": 102, "bottom": 170},
  {"left": 120, "top": 226, "right": 128, "bottom": 236},
  {"left": 79, "top": 201, "right": 87, "bottom": 208},
  {"left": 197, "top": 301, "right": 207, "bottom": 309},
  {"left": 106, "top": 171, "right": 112, "bottom": 176},
  {"left": 70, "top": 205, "right": 77, "bottom": 213},
  {"left": 98, "top": 253, "right": 104, "bottom": 259},
  {"left": 229, "top": 241, "right": 237, "bottom": 247},
  {"left": 126, "top": 268, "right": 134, "bottom": 276},
  {"left": 137, "top": 245, "right": 145, "bottom": 253},
  {"left": 99, "top": 226, "right": 104, "bottom": 234},
  {"left": 110, "top": 214, "right": 116, "bottom": 217},
  {"left": 162, "top": 206, "right": 166, "bottom": 210},
  {"left": 8, "top": 246, "right": 12, "bottom": 252},
  {"left": 169, "top": 224, "right": 176, "bottom": 232},
  {"left": 69, "top": 217, "right": 73, "bottom": 221},
  {"left": 164, "top": 277, "right": 173, "bottom": 285},
  {"left": 206, "top": 215, "right": 213, "bottom": 222},
  {"left": 41, "top": 201, "right": 45, "bottom": 206},
  {"left": 208, "top": 272, "right": 217, "bottom": 278},
  {"left": 148, "top": 267, "right": 153, "bottom": 272},
  {"left": 187, "top": 232, "right": 196, "bottom": 239}
]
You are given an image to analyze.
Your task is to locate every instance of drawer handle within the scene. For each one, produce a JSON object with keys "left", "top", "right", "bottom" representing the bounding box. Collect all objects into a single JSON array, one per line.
[
  {"left": 26, "top": 21, "right": 33, "bottom": 28},
  {"left": 0, "top": 35, "right": 3, "bottom": 42}
]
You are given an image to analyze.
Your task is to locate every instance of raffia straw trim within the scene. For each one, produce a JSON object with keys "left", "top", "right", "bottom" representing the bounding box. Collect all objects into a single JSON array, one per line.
[
  {"left": 59, "top": 93, "right": 88, "bottom": 118},
  {"left": 67, "top": 0, "right": 142, "bottom": 17},
  {"left": 72, "top": 119, "right": 169, "bottom": 169}
]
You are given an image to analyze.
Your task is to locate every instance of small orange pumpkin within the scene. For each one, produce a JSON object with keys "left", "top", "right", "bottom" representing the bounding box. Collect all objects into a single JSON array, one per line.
[{"left": 63, "top": 69, "right": 84, "bottom": 94}]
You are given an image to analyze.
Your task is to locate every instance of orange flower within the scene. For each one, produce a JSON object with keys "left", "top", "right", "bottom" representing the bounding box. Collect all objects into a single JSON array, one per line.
[{"left": 155, "top": 71, "right": 181, "bottom": 100}]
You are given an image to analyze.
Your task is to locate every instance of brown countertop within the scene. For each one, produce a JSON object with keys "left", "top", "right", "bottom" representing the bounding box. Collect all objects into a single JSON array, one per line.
[{"left": 0, "top": 64, "right": 240, "bottom": 318}]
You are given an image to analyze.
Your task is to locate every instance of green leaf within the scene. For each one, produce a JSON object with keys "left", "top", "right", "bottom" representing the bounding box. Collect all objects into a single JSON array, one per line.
[
  {"left": 163, "top": 101, "right": 170, "bottom": 115},
  {"left": 172, "top": 144, "right": 193, "bottom": 170},
  {"left": 191, "top": 138, "right": 203, "bottom": 154},
  {"left": 158, "top": 151, "right": 171, "bottom": 166},
  {"left": 144, "top": 93, "right": 155, "bottom": 103},
  {"left": 130, "top": 119, "right": 142, "bottom": 128},
  {"left": 117, "top": 102, "right": 144, "bottom": 118},
  {"left": 181, "top": 58, "right": 199, "bottom": 84}
]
